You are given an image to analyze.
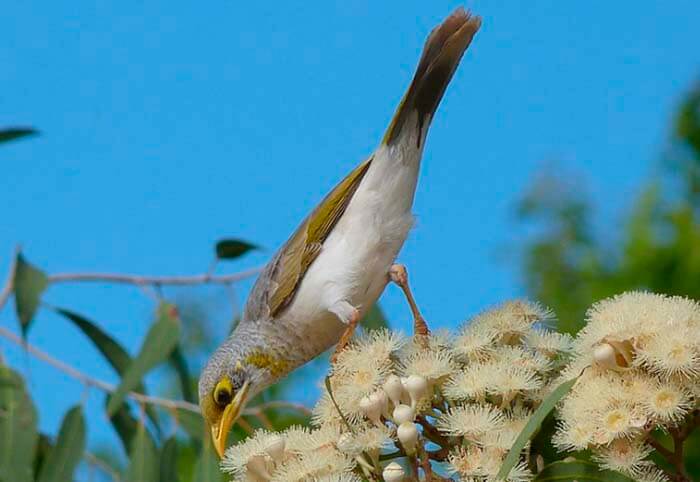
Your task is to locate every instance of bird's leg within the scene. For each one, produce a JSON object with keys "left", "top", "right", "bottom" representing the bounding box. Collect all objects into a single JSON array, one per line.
[
  {"left": 330, "top": 302, "right": 361, "bottom": 364},
  {"left": 389, "top": 264, "right": 430, "bottom": 338}
]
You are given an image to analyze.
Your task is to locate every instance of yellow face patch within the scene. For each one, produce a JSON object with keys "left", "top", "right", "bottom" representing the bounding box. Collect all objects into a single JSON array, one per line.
[{"left": 244, "top": 351, "right": 289, "bottom": 378}]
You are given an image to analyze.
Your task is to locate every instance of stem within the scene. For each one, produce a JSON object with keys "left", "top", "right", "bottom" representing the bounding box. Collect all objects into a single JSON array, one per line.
[
  {"left": 47, "top": 266, "right": 261, "bottom": 287},
  {"left": 0, "top": 246, "right": 19, "bottom": 312},
  {"left": 0, "top": 326, "right": 308, "bottom": 419},
  {"left": 646, "top": 411, "right": 700, "bottom": 482}
]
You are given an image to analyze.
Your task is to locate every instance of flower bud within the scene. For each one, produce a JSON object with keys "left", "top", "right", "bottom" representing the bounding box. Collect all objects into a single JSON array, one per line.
[
  {"left": 382, "top": 461, "right": 405, "bottom": 482},
  {"left": 246, "top": 454, "right": 271, "bottom": 481},
  {"left": 403, "top": 375, "right": 428, "bottom": 408},
  {"left": 359, "top": 395, "right": 382, "bottom": 426},
  {"left": 264, "top": 435, "right": 285, "bottom": 463},
  {"left": 593, "top": 343, "right": 618, "bottom": 370},
  {"left": 383, "top": 375, "right": 405, "bottom": 406},
  {"left": 392, "top": 404, "right": 415, "bottom": 425},
  {"left": 397, "top": 421, "right": 419, "bottom": 455},
  {"left": 370, "top": 389, "right": 389, "bottom": 419}
]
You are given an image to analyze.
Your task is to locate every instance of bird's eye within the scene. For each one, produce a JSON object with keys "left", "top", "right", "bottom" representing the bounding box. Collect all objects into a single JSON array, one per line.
[{"left": 213, "top": 378, "right": 234, "bottom": 407}]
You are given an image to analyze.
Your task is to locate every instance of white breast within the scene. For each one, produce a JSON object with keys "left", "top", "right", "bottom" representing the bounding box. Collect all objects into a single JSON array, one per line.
[{"left": 285, "top": 137, "right": 422, "bottom": 352}]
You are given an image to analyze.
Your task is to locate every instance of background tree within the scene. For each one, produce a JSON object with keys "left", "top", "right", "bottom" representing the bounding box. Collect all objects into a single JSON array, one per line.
[{"left": 516, "top": 80, "right": 700, "bottom": 478}]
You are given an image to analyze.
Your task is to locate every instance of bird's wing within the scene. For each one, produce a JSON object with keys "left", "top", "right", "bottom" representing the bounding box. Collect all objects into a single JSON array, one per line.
[{"left": 243, "top": 157, "right": 372, "bottom": 322}]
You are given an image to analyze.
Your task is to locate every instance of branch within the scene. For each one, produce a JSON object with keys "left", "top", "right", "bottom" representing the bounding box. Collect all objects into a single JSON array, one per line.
[
  {"left": 0, "top": 246, "right": 19, "bottom": 312},
  {"left": 0, "top": 326, "right": 201, "bottom": 413},
  {"left": 0, "top": 326, "right": 310, "bottom": 421},
  {"left": 47, "top": 266, "right": 262, "bottom": 287}
]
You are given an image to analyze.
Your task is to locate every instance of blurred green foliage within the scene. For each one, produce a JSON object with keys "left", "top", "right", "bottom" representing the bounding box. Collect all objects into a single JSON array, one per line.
[
  {"left": 0, "top": 170, "right": 389, "bottom": 482},
  {"left": 517, "top": 80, "right": 700, "bottom": 475}
]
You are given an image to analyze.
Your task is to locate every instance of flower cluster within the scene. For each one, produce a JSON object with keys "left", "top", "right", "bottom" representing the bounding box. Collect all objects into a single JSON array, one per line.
[
  {"left": 553, "top": 292, "right": 700, "bottom": 481},
  {"left": 222, "top": 300, "right": 571, "bottom": 481}
]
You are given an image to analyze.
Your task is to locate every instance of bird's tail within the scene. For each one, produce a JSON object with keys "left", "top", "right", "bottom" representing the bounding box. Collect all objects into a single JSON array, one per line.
[{"left": 382, "top": 8, "right": 481, "bottom": 147}]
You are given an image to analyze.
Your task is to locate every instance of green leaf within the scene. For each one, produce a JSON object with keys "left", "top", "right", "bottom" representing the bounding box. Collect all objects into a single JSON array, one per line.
[
  {"left": 0, "top": 128, "right": 38, "bottom": 145},
  {"left": 360, "top": 303, "right": 389, "bottom": 331},
  {"left": 37, "top": 406, "right": 85, "bottom": 482},
  {"left": 126, "top": 423, "right": 159, "bottom": 482},
  {"left": 160, "top": 437, "right": 180, "bottom": 482},
  {"left": 169, "top": 346, "right": 195, "bottom": 402},
  {"left": 215, "top": 239, "right": 258, "bottom": 260},
  {"left": 497, "top": 376, "right": 579, "bottom": 480},
  {"left": 107, "top": 302, "right": 181, "bottom": 416},
  {"left": 0, "top": 365, "right": 38, "bottom": 482},
  {"left": 12, "top": 252, "right": 48, "bottom": 336},
  {"left": 193, "top": 437, "right": 224, "bottom": 482},
  {"left": 176, "top": 408, "right": 206, "bottom": 442},
  {"left": 55, "top": 307, "right": 161, "bottom": 430},
  {"left": 32, "top": 434, "right": 53, "bottom": 482},
  {"left": 107, "top": 400, "right": 139, "bottom": 454},
  {"left": 534, "top": 460, "right": 636, "bottom": 481}
]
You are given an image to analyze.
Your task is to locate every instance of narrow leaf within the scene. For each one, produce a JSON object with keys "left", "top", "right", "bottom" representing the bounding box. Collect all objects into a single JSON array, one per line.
[
  {"left": 0, "top": 127, "right": 38, "bottom": 144},
  {"left": 0, "top": 365, "right": 38, "bottom": 482},
  {"left": 107, "top": 302, "right": 181, "bottom": 415},
  {"left": 176, "top": 408, "right": 206, "bottom": 442},
  {"left": 169, "top": 346, "right": 194, "bottom": 402},
  {"left": 107, "top": 400, "right": 138, "bottom": 454},
  {"left": 160, "top": 437, "right": 180, "bottom": 482},
  {"left": 360, "top": 303, "right": 389, "bottom": 331},
  {"left": 193, "top": 437, "right": 224, "bottom": 482},
  {"left": 126, "top": 423, "right": 159, "bottom": 482},
  {"left": 12, "top": 252, "right": 48, "bottom": 336},
  {"left": 55, "top": 307, "right": 160, "bottom": 429},
  {"left": 37, "top": 406, "right": 85, "bottom": 482},
  {"left": 497, "top": 376, "right": 579, "bottom": 479},
  {"left": 215, "top": 239, "right": 258, "bottom": 260},
  {"left": 534, "top": 460, "right": 636, "bottom": 481}
]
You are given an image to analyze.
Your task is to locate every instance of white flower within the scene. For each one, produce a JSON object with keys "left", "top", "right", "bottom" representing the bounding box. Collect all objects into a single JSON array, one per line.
[
  {"left": 643, "top": 382, "right": 691, "bottom": 423},
  {"left": 270, "top": 446, "right": 353, "bottom": 482},
  {"left": 592, "top": 438, "right": 652, "bottom": 478},
  {"left": 399, "top": 346, "right": 455, "bottom": 383},
  {"left": 336, "top": 425, "right": 393, "bottom": 456},
  {"left": 436, "top": 404, "right": 504, "bottom": 439}
]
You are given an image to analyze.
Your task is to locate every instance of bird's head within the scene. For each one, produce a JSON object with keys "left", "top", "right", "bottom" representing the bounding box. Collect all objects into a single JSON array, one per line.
[{"left": 198, "top": 350, "right": 253, "bottom": 458}]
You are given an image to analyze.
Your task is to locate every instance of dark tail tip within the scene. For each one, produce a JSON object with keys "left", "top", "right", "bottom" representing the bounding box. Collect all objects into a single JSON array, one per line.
[{"left": 383, "top": 8, "right": 481, "bottom": 146}]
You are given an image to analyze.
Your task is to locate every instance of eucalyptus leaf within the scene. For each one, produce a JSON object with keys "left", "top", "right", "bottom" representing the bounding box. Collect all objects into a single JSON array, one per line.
[
  {"left": 169, "top": 346, "right": 194, "bottom": 402},
  {"left": 215, "top": 239, "right": 258, "bottom": 260},
  {"left": 0, "top": 365, "right": 38, "bottom": 482},
  {"left": 360, "top": 303, "right": 389, "bottom": 331},
  {"left": 534, "top": 460, "right": 636, "bottom": 481},
  {"left": 193, "top": 437, "right": 224, "bottom": 482},
  {"left": 107, "top": 400, "right": 138, "bottom": 454},
  {"left": 177, "top": 408, "right": 206, "bottom": 442},
  {"left": 497, "top": 376, "right": 579, "bottom": 479},
  {"left": 126, "top": 423, "right": 159, "bottom": 482},
  {"left": 37, "top": 406, "right": 85, "bottom": 482},
  {"left": 12, "top": 252, "right": 48, "bottom": 336},
  {"left": 0, "top": 127, "right": 38, "bottom": 144},
  {"left": 107, "top": 302, "right": 181, "bottom": 415},
  {"left": 55, "top": 307, "right": 160, "bottom": 429},
  {"left": 160, "top": 437, "right": 180, "bottom": 482}
]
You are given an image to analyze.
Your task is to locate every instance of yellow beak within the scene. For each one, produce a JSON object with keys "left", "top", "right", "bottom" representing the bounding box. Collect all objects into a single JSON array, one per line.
[{"left": 211, "top": 380, "right": 250, "bottom": 458}]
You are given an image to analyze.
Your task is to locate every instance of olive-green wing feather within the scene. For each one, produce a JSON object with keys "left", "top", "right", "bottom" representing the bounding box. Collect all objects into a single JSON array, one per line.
[{"left": 243, "top": 157, "right": 372, "bottom": 321}]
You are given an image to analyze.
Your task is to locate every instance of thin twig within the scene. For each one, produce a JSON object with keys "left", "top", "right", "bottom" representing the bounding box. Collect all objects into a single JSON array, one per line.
[
  {"left": 0, "top": 325, "right": 201, "bottom": 412},
  {"left": 246, "top": 400, "right": 312, "bottom": 417},
  {"left": 0, "top": 246, "right": 20, "bottom": 312},
  {"left": 0, "top": 326, "right": 311, "bottom": 421},
  {"left": 47, "top": 266, "right": 262, "bottom": 287},
  {"left": 84, "top": 451, "right": 122, "bottom": 482}
]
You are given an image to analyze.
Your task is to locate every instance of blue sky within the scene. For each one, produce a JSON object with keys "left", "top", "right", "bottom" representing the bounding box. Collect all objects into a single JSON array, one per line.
[{"left": 2, "top": 0, "right": 699, "bottom": 462}]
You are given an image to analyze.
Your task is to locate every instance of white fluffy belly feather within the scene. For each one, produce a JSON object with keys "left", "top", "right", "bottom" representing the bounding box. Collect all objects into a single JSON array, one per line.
[{"left": 285, "top": 141, "right": 421, "bottom": 350}]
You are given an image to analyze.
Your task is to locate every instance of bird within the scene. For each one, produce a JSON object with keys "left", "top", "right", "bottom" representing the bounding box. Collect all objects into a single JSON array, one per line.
[{"left": 199, "top": 7, "right": 481, "bottom": 458}]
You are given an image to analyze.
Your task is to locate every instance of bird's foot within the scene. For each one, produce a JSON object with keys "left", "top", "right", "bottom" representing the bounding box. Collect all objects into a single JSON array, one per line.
[
  {"left": 330, "top": 306, "right": 360, "bottom": 364},
  {"left": 389, "top": 264, "right": 430, "bottom": 339}
]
